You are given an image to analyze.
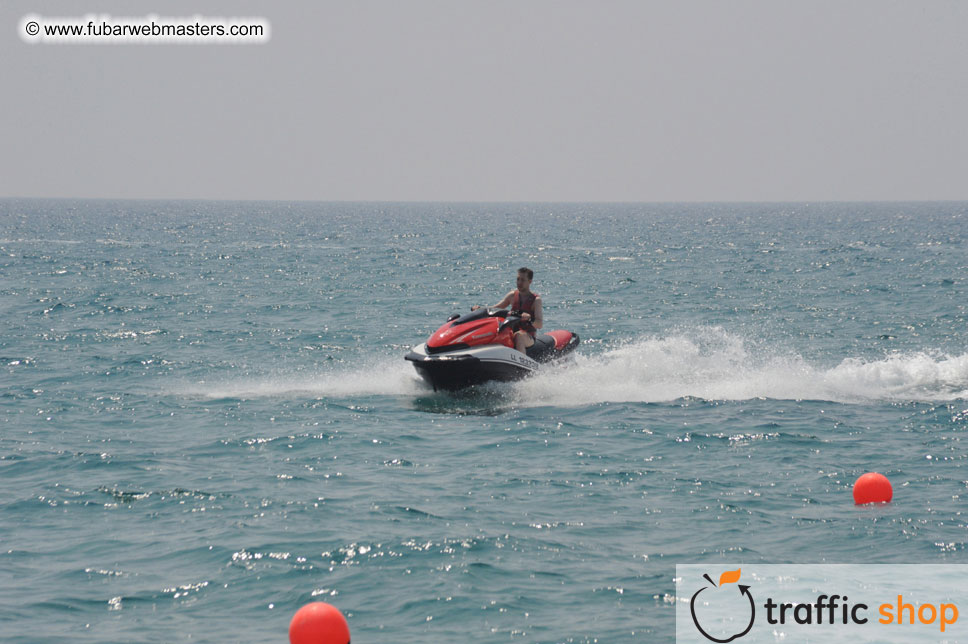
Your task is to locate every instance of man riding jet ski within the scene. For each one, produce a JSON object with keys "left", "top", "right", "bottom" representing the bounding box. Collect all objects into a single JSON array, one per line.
[
  {"left": 471, "top": 266, "right": 542, "bottom": 354},
  {"left": 405, "top": 268, "right": 580, "bottom": 391}
]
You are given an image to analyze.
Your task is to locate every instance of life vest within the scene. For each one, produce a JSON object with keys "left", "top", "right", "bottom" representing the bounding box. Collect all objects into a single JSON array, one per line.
[{"left": 511, "top": 290, "right": 538, "bottom": 335}]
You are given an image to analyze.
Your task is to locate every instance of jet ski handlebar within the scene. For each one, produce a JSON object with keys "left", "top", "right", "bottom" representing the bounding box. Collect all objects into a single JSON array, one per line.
[
  {"left": 449, "top": 308, "right": 522, "bottom": 331},
  {"left": 498, "top": 313, "right": 524, "bottom": 333}
]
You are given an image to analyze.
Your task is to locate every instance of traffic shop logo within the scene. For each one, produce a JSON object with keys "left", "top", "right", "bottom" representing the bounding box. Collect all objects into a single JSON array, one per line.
[{"left": 689, "top": 569, "right": 755, "bottom": 643}]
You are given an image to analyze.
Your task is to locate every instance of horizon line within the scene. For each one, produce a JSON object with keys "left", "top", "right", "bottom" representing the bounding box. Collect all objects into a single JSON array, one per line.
[{"left": 2, "top": 196, "right": 967, "bottom": 206}]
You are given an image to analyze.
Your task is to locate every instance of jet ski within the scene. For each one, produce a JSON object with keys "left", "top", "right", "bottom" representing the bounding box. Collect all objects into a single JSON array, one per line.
[{"left": 405, "top": 308, "right": 580, "bottom": 391}]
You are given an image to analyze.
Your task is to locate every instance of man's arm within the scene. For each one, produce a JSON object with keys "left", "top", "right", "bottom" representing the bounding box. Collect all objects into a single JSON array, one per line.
[
  {"left": 530, "top": 296, "right": 543, "bottom": 329},
  {"left": 494, "top": 291, "right": 514, "bottom": 310},
  {"left": 472, "top": 291, "right": 515, "bottom": 311}
]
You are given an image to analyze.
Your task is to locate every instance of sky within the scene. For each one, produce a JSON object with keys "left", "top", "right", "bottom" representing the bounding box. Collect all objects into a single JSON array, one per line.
[{"left": 2, "top": 1, "right": 967, "bottom": 202}]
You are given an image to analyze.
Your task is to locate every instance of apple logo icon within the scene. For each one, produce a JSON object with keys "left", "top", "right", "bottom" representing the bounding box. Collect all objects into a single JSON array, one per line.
[{"left": 689, "top": 569, "right": 755, "bottom": 643}]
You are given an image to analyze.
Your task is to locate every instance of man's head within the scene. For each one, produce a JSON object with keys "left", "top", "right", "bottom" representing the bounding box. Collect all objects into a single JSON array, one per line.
[{"left": 516, "top": 267, "right": 533, "bottom": 290}]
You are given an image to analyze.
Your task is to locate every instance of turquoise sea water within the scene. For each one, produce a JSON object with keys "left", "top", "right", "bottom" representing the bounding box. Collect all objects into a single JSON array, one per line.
[{"left": 1, "top": 199, "right": 967, "bottom": 643}]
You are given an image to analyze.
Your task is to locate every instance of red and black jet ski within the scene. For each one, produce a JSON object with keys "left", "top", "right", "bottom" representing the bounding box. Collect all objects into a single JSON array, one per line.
[{"left": 405, "top": 308, "right": 580, "bottom": 391}]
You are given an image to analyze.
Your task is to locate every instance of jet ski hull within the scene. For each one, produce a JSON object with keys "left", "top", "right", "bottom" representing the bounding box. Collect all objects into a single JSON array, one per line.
[
  {"left": 405, "top": 343, "right": 538, "bottom": 391},
  {"left": 405, "top": 331, "right": 579, "bottom": 391}
]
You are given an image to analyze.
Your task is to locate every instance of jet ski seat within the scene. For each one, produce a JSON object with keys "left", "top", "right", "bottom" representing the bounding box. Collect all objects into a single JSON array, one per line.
[{"left": 525, "top": 334, "right": 557, "bottom": 362}]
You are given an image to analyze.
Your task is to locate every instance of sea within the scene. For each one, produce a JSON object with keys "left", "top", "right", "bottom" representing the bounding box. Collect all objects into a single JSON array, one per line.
[{"left": 1, "top": 199, "right": 966, "bottom": 643}]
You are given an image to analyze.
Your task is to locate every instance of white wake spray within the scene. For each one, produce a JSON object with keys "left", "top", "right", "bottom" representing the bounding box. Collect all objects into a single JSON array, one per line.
[
  {"left": 186, "top": 328, "right": 968, "bottom": 405},
  {"left": 187, "top": 356, "right": 424, "bottom": 400},
  {"left": 518, "top": 328, "right": 968, "bottom": 406}
]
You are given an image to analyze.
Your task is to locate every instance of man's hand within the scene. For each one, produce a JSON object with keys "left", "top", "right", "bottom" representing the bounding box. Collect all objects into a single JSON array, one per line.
[
  {"left": 471, "top": 305, "right": 481, "bottom": 311},
  {"left": 520, "top": 312, "right": 531, "bottom": 322}
]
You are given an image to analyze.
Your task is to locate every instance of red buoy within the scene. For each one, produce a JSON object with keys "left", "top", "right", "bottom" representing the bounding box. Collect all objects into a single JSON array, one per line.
[
  {"left": 853, "top": 472, "right": 893, "bottom": 505},
  {"left": 289, "top": 602, "right": 350, "bottom": 644}
]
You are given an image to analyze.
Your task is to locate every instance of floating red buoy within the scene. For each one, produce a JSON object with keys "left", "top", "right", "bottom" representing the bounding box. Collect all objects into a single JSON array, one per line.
[
  {"left": 289, "top": 602, "right": 350, "bottom": 644},
  {"left": 853, "top": 472, "right": 893, "bottom": 505}
]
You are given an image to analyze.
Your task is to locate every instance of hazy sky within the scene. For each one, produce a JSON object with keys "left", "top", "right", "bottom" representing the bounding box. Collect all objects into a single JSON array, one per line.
[{"left": 2, "top": 1, "right": 966, "bottom": 202}]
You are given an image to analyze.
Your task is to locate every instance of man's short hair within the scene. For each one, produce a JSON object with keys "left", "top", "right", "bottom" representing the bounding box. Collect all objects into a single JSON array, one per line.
[{"left": 518, "top": 267, "right": 534, "bottom": 281}]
